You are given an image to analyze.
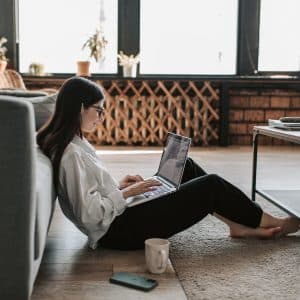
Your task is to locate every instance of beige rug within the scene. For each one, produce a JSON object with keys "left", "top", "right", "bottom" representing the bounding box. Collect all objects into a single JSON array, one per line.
[{"left": 169, "top": 198, "right": 300, "bottom": 300}]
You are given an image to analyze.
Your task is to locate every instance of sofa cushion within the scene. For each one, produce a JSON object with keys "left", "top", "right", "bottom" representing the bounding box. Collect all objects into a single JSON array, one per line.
[
  {"left": 34, "top": 148, "right": 56, "bottom": 261},
  {"left": 0, "top": 93, "right": 57, "bottom": 130},
  {"left": 0, "top": 88, "right": 48, "bottom": 97},
  {"left": 29, "top": 94, "right": 57, "bottom": 130}
]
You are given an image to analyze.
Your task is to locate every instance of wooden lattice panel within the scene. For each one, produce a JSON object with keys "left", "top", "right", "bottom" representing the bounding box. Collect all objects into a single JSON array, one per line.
[{"left": 84, "top": 80, "right": 220, "bottom": 146}]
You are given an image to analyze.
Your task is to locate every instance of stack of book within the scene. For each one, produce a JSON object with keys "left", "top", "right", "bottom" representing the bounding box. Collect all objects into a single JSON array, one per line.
[{"left": 268, "top": 117, "right": 300, "bottom": 130}]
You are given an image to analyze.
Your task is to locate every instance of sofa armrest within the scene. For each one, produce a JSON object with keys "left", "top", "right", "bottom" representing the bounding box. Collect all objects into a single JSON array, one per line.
[{"left": 0, "top": 98, "right": 36, "bottom": 299}]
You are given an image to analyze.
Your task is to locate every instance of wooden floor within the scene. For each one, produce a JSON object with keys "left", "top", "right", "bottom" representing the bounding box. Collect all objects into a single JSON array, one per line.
[
  {"left": 32, "top": 145, "right": 300, "bottom": 300},
  {"left": 32, "top": 207, "right": 186, "bottom": 300}
]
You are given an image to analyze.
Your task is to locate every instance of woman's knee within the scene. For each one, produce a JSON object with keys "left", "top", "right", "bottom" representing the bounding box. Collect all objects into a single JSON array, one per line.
[
  {"left": 206, "top": 173, "right": 220, "bottom": 180},
  {"left": 203, "top": 173, "right": 224, "bottom": 186},
  {"left": 182, "top": 157, "right": 207, "bottom": 182},
  {"left": 184, "top": 157, "right": 194, "bottom": 169},
  {"left": 186, "top": 157, "right": 194, "bottom": 164},
  {"left": 181, "top": 173, "right": 222, "bottom": 192}
]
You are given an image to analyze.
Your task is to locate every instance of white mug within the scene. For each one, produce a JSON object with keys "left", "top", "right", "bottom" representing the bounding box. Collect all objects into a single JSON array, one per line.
[{"left": 145, "top": 238, "right": 170, "bottom": 274}]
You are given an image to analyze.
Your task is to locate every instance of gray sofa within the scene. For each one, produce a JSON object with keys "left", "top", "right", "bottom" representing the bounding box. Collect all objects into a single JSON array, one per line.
[
  {"left": 0, "top": 90, "right": 57, "bottom": 130},
  {"left": 0, "top": 96, "right": 56, "bottom": 299}
]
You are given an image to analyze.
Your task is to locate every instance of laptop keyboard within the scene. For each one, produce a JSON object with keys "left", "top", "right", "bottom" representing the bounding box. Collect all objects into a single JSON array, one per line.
[{"left": 144, "top": 184, "right": 170, "bottom": 198}]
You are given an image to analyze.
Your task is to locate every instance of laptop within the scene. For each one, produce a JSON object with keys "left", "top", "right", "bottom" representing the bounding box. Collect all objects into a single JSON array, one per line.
[{"left": 126, "top": 132, "right": 191, "bottom": 207}]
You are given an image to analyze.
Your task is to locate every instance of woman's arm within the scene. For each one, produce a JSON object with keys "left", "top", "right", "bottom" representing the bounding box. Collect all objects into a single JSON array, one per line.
[{"left": 59, "top": 151, "right": 127, "bottom": 230}]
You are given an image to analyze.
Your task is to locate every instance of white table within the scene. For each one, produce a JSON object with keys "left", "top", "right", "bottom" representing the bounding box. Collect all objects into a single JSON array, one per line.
[{"left": 252, "top": 126, "right": 300, "bottom": 218}]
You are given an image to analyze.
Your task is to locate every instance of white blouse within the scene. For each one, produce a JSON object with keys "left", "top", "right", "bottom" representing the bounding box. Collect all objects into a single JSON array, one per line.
[{"left": 57, "top": 135, "right": 127, "bottom": 249}]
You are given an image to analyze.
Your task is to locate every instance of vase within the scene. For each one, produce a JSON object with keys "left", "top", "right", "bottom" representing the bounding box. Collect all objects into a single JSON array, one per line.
[
  {"left": 0, "top": 60, "right": 7, "bottom": 72},
  {"left": 76, "top": 61, "right": 91, "bottom": 77},
  {"left": 123, "top": 64, "right": 137, "bottom": 78}
]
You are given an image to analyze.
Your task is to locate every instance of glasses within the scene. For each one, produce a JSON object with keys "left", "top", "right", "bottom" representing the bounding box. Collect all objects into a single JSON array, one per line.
[{"left": 91, "top": 105, "right": 105, "bottom": 117}]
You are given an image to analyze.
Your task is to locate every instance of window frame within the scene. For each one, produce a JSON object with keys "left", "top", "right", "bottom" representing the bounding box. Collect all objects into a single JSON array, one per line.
[
  {"left": 1, "top": 0, "right": 299, "bottom": 79},
  {"left": 257, "top": 0, "right": 300, "bottom": 74}
]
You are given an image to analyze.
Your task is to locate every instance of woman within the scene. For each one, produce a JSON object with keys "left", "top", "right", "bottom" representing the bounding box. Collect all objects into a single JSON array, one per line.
[{"left": 37, "top": 77, "right": 300, "bottom": 250}]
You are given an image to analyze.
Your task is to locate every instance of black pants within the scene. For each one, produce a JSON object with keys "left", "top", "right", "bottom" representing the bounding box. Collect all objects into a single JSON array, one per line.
[{"left": 99, "top": 158, "right": 263, "bottom": 250}]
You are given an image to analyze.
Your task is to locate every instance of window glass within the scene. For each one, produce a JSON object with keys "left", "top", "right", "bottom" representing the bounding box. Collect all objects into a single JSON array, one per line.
[
  {"left": 140, "top": 0, "right": 238, "bottom": 75},
  {"left": 18, "top": 0, "right": 118, "bottom": 74},
  {"left": 258, "top": 0, "right": 300, "bottom": 71}
]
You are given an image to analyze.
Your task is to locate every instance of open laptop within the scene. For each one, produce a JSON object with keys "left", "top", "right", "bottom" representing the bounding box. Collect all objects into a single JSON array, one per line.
[{"left": 126, "top": 132, "right": 191, "bottom": 207}]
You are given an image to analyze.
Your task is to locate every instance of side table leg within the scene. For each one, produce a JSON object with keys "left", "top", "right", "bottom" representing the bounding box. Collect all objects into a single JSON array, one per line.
[{"left": 251, "top": 131, "right": 259, "bottom": 201}]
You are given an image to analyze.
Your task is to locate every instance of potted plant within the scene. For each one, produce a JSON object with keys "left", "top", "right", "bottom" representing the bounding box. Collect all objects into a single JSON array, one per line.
[
  {"left": 117, "top": 51, "right": 140, "bottom": 77},
  {"left": 0, "top": 36, "right": 8, "bottom": 72},
  {"left": 77, "top": 29, "right": 108, "bottom": 76}
]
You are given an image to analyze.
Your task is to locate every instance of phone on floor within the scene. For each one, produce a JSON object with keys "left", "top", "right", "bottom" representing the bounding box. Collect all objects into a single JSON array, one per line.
[{"left": 109, "top": 272, "right": 158, "bottom": 291}]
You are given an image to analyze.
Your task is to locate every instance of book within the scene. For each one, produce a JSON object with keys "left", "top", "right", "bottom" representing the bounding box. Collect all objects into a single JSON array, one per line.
[
  {"left": 268, "top": 119, "right": 300, "bottom": 131},
  {"left": 279, "top": 116, "right": 300, "bottom": 123}
]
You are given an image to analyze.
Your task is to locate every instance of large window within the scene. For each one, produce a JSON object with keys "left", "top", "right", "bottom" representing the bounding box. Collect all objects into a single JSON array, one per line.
[
  {"left": 140, "top": 0, "right": 238, "bottom": 75},
  {"left": 258, "top": 0, "right": 300, "bottom": 72},
  {"left": 18, "top": 0, "right": 118, "bottom": 74}
]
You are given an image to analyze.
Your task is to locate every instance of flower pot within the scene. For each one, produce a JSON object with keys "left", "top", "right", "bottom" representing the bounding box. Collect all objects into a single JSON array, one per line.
[
  {"left": 29, "top": 63, "right": 45, "bottom": 76},
  {"left": 76, "top": 61, "right": 91, "bottom": 77},
  {"left": 0, "top": 60, "right": 7, "bottom": 72},
  {"left": 122, "top": 64, "right": 137, "bottom": 78}
]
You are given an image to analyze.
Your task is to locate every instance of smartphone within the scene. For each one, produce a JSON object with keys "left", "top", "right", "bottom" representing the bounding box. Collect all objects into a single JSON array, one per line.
[{"left": 109, "top": 272, "right": 158, "bottom": 291}]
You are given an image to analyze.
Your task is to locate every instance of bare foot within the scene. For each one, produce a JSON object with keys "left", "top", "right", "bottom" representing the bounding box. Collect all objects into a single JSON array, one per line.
[
  {"left": 230, "top": 225, "right": 282, "bottom": 239},
  {"left": 274, "top": 217, "right": 300, "bottom": 236}
]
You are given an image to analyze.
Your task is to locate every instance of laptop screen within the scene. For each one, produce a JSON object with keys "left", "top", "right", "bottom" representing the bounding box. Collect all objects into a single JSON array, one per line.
[{"left": 157, "top": 133, "right": 191, "bottom": 186}]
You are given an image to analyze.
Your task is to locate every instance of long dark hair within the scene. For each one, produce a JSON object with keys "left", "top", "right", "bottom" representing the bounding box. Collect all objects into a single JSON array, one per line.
[{"left": 37, "top": 76, "right": 104, "bottom": 186}]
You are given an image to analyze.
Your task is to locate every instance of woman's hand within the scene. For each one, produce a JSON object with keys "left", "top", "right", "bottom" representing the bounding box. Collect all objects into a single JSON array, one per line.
[
  {"left": 122, "top": 179, "right": 162, "bottom": 199},
  {"left": 119, "top": 174, "right": 144, "bottom": 189}
]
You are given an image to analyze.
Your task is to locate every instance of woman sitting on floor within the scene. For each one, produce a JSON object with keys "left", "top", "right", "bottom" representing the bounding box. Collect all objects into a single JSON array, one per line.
[{"left": 37, "top": 77, "right": 300, "bottom": 250}]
